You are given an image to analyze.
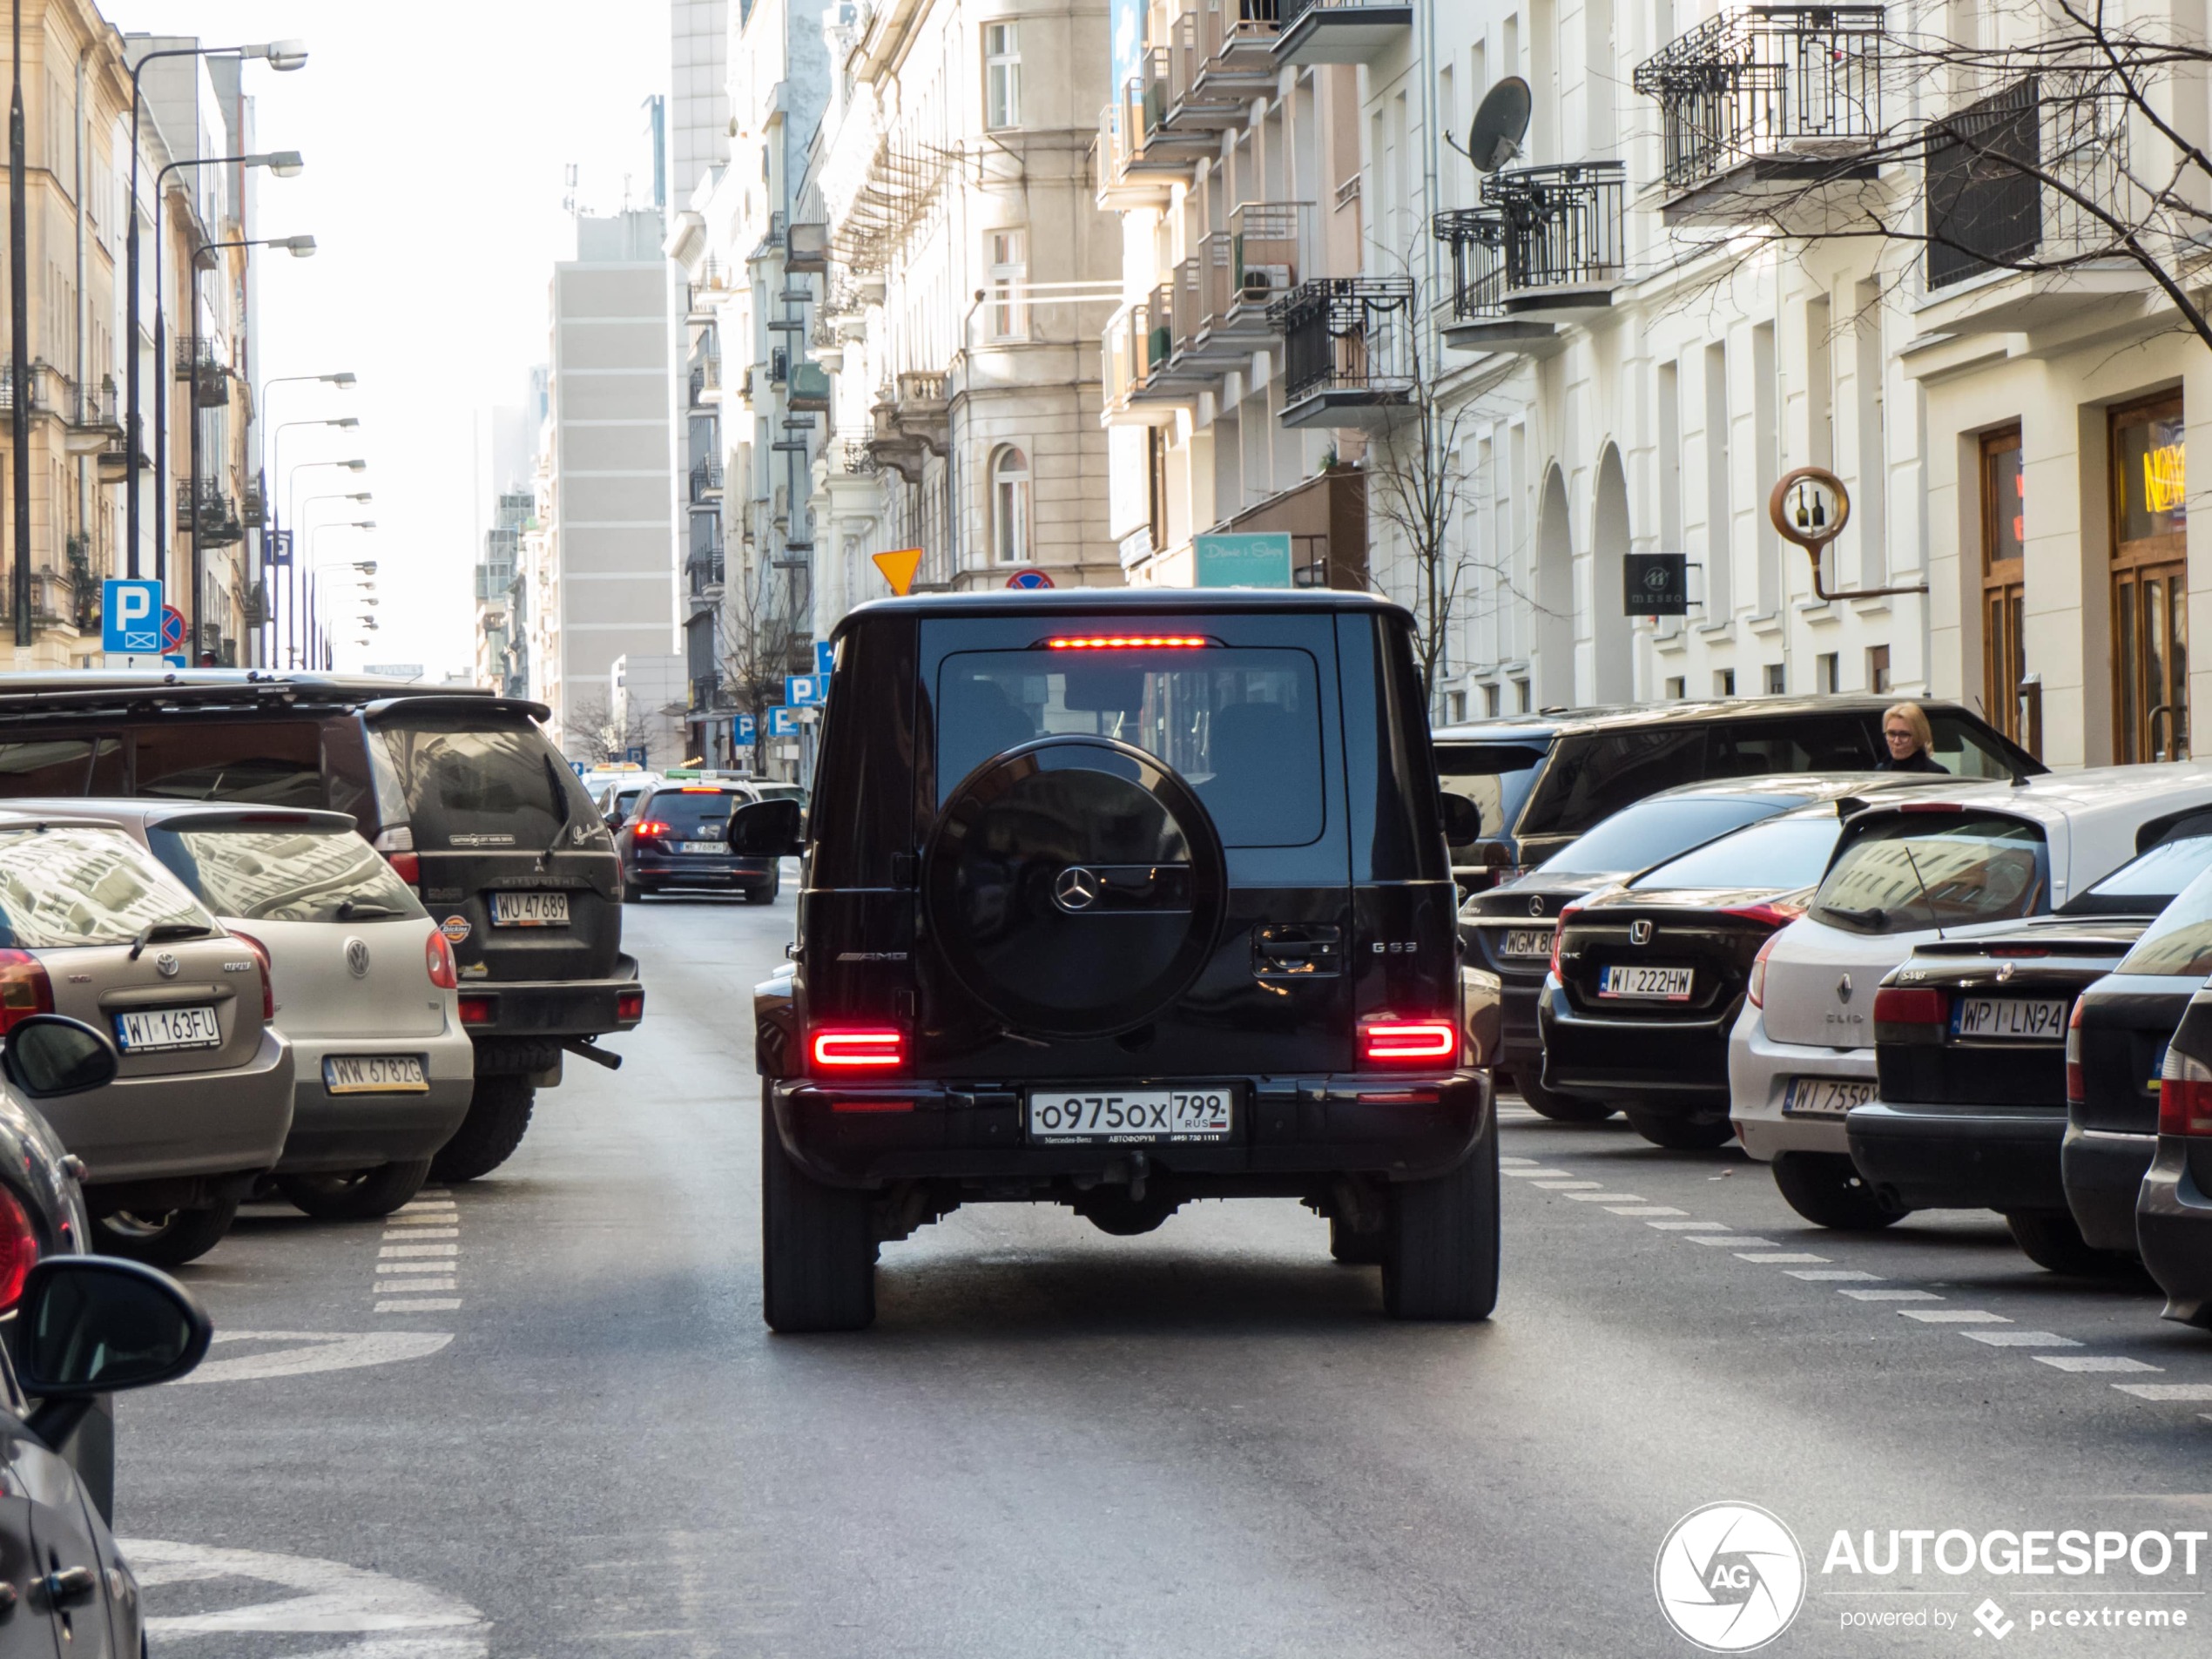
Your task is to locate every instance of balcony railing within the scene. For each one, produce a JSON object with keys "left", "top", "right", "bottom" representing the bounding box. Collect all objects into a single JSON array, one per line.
[
  {"left": 1271, "top": 277, "right": 1416, "bottom": 424},
  {"left": 788, "top": 362, "right": 832, "bottom": 412},
  {"left": 689, "top": 460, "right": 725, "bottom": 504},
  {"left": 1197, "top": 0, "right": 1282, "bottom": 98},
  {"left": 1445, "top": 163, "right": 1626, "bottom": 316},
  {"left": 685, "top": 550, "right": 726, "bottom": 597},
  {"left": 174, "top": 337, "right": 231, "bottom": 408},
  {"left": 1634, "top": 5, "right": 1885, "bottom": 194},
  {"left": 689, "top": 355, "right": 721, "bottom": 407},
  {"left": 1228, "top": 200, "right": 1313, "bottom": 318},
  {"left": 1923, "top": 75, "right": 2126, "bottom": 294},
  {"left": 178, "top": 481, "right": 244, "bottom": 546},
  {"left": 1275, "top": 0, "right": 1413, "bottom": 67}
]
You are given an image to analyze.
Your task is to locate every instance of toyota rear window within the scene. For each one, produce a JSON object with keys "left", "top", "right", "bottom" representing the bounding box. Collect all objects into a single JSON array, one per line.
[
  {"left": 1537, "top": 796, "right": 1786, "bottom": 877},
  {"left": 149, "top": 827, "right": 425, "bottom": 924},
  {"left": 0, "top": 826, "right": 214, "bottom": 948},
  {"left": 934, "top": 648, "right": 1325, "bottom": 847},
  {"left": 374, "top": 719, "right": 596, "bottom": 850},
  {"left": 1812, "top": 813, "right": 2047, "bottom": 934}
]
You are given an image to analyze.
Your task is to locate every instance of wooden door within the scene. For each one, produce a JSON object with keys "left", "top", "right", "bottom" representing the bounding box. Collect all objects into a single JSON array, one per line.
[
  {"left": 1980, "top": 427, "right": 2025, "bottom": 742},
  {"left": 2111, "top": 396, "right": 2188, "bottom": 761}
]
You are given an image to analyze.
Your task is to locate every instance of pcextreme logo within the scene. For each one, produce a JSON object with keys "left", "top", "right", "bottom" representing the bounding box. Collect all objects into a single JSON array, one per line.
[{"left": 1655, "top": 1502, "right": 1808, "bottom": 1652}]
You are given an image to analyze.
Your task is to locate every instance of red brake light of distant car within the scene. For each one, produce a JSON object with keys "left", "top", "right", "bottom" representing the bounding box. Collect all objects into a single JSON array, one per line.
[
  {"left": 1359, "top": 1018, "right": 1459, "bottom": 1064},
  {"left": 372, "top": 826, "right": 420, "bottom": 887},
  {"left": 228, "top": 931, "right": 276, "bottom": 1022},
  {"left": 1722, "top": 900, "right": 1805, "bottom": 930},
  {"left": 1747, "top": 934, "right": 1780, "bottom": 1008},
  {"left": 633, "top": 819, "right": 672, "bottom": 840},
  {"left": 810, "top": 1027, "right": 906, "bottom": 1070},
  {"left": 831, "top": 1098, "right": 915, "bottom": 1114},
  {"left": 1872, "top": 986, "right": 1949, "bottom": 1026},
  {"left": 2066, "top": 999, "right": 2087, "bottom": 1105},
  {"left": 1548, "top": 906, "right": 1579, "bottom": 981},
  {"left": 2158, "top": 1049, "right": 2212, "bottom": 1136},
  {"left": 1897, "top": 801, "right": 1969, "bottom": 814},
  {"left": 458, "top": 994, "right": 496, "bottom": 1026},
  {"left": 0, "top": 1186, "right": 37, "bottom": 1311},
  {"left": 425, "top": 928, "right": 458, "bottom": 990},
  {"left": 1043, "top": 635, "right": 1210, "bottom": 651},
  {"left": 0, "top": 949, "right": 52, "bottom": 1035},
  {"left": 617, "top": 988, "right": 644, "bottom": 1024}
]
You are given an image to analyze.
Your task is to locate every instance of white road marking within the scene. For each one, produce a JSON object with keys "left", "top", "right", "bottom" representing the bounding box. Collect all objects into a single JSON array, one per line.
[
  {"left": 1839, "top": 1289, "right": 1941, "bottom": 1301},
  {"left": 1563, "top": 1191, "right": 1645, "bottom": 1202},
  {"left": 375, "top": 1261, "right": 458, "bottom": 1274},
  {"left": 394, "top": 1203, "right": 456, "bottom": 1216},
  {"left": 377, "top": 1278, "right": 457, "bottom": 1293},
  {"left": 1503, "top": 1168, "right": 1573, "bottom": 1178},
  {"left": 1687, "top": 1235, "right": 1777, "bottom": 1247},
  {"left": 2112, "top": 1383, "right": 2212, "bottom": 1399},
  {"left": 124, "top": 1538, "right": 488, "bottom": 1655},
  {"left": 1900, "top": 1310, "right": 2010, "bottom": 1324},
  {"left": 380, "top": 1243, "right": 459, "bottom": 1258},
  {"left": 1528, "top": 1180, "right": 1601, "bottom": 1190},
  {"left": 1786, "top": 1270, "right": 1883, "bottom": 1281},
  {"left": 2033, "top": 1355, "right": 2163, "bottom": 1373},
  {"left": 387, "top": 1210, "right": 455, "bottom": 1224},
  {"left": 1499, "top": 1157, "right": 1537, "bottom": 1167},
  {"left": 378, "top": 1298, "right": 462, "bottom": 1312},
  {"left": 1736, "top": 1252, "right": 1830, "bottom": 1264},
  {"left": 177, "top": 1331, "right": 453, "bottom": 1386},
  {"left": 1646, "top": 1220, "right": 1730, "bottom": 1231},
  {"left": 383, "top": 1227, "right": 458, "bottom": 1239},
  {"left": 1606, "top": 1204, "right": 1687, "bottom": 1215},
  {"left": 1964, "top": 1331, "right": 2080, "bottom": 1347}
]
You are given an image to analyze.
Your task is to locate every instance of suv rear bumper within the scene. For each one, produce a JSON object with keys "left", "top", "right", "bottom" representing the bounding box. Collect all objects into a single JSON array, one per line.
[
  {"left": 767, "top": 1071, "right": 1491, "bottom": 1190},
  {"left": 2062, "top": 1123, "right": 2156, "bottom": 1253},
  {"left": 630, "top": 854, "right": 775, "bottom": 888},
  {"left": 1844, "top": 1100, "right": 2067, "bottom": 1212},
  {"left": 460, "top": 954, "right": 644, "bottom": 1043},
  {"left": 1539, "top": 983, "right": 1734, "bottom": 1105}
]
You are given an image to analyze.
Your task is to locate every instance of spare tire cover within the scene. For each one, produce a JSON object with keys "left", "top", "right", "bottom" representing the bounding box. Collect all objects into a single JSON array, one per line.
[{"left": 924, "top": 736, "right": 1227, "bottom": 1038}]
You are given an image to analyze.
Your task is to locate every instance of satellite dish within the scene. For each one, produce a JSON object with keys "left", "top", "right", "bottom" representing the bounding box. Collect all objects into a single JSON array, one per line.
[{"left": 1467, "top": 77, "right": 1532, "bottom": 173}]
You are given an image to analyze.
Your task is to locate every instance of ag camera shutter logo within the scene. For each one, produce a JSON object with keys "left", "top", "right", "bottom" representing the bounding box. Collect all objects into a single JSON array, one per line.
[{"left": 1655, "top": 1502, "right": 1806, "bottom": 1652}]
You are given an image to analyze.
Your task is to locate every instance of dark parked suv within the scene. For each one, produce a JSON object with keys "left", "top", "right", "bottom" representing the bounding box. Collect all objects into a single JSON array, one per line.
[
  {"left": 752, "top": 591, "right": 1494, "bottom": 1331},
  {"left": 0, "top": 673, "right": 645, "bottom": 1181}
]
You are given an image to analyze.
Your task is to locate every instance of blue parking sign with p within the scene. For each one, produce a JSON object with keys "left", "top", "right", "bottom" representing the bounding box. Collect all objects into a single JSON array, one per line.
[
  {"left": 102, "top": 579, "right": 162, "bottom": 655},
  {"left": 767, "top": 706, "right": 799, "bottom": 738},
  {"left": 734, "top": 714, "right": 758, "bottom": 745}
]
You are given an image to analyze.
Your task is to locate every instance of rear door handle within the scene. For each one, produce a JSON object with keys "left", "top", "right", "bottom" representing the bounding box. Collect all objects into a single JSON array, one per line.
[{"left": 36, "top": 1566, "right": 96, "bottom": 1609}]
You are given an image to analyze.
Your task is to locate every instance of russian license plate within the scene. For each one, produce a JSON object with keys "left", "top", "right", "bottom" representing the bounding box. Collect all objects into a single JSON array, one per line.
[
  {"left": 490, "top": 891, "right": 570, "bottom": 927},
  {"left": 1952, "top": 996, "right": 2069, "bottom": 1041},
  {"left": 1598, "top": 965, "right": 1695, "bottom": 1001},
  {"left": 1501, "top": 927, "right": 1553, "bottom": 958},
  {"left": 115, "top": 1005, "right": 221, "bottom": 1053},
  {"left": 1783, "top": 1076, "right": 1877, "bottom": 1116},
  {"left": 678, "top": 842, "right": 725, "bottom": 856},
  {"left": 1026, "top": 1088, "right": 1234, "bottom": 1143},
  {"left": 323, "top": 1054, "right": 429, "bottom": 1095}
]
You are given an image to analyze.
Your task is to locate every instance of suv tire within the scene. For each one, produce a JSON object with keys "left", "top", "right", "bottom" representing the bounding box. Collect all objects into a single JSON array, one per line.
[
  {"left": 91, "top": 1195, "right": 239, "bottom": 1267},
  {"left": 276, "top": 1159, "right": 435, "bottom": 1220},
  {"left": 430, "top": 1075, "right": 535, "bottom": 1183},
  {"left": 1381, "top": 1114, "right": 1500, "bottom": 1321},
  {"left": 761, "top": 1101, "right": 876, "bottom": 1332},
  {"left": 2006, "top": 1210, "right": 2140, "bottom": 1276},
  {"left": 1623, "top": 1107, "right": 1736, "bottom": 1150},
  {"left": 1770, "top": 1151, "right": 1906, "bottom": 1231},
  {"left": 1515, "top": 1074, "right": 1617, "bottom": 1123}
]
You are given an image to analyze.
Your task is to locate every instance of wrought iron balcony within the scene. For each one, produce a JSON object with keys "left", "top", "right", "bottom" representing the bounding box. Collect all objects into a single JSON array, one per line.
[
  {"left": 787, "top": 362, "right": 832, "bottom": 413},
  {"left": 174, "top": 337, "right": 232, "bottom": 408},
  {"left": 689, "top": 354, "right": 721, "bottom": 407},
  {"left": 689, "top": 460, "right": 725, "bottom": 504},
  {"left": 1634, "top": 5, "right": 1884, "bottom": 223},
  {"left": 1434, "top": 162, "right": 1626, "bottom": 352},
  {"left": 1195, "top": 0, "right": 1281, "bottom": 99},
  {"left": 178, "top": 481, "right": 244, "bottom": 546},
  {"left": 1271, "top": 277, "right": 1415, "bottom": 428},
  {"left": 1274, "top": 0, "right": 1413, "bottom": 68}
]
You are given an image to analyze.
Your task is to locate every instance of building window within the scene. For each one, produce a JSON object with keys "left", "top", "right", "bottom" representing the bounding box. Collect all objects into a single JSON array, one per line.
[
  {"left": 985, "top": 22, "right": 1020, "bottom": 130},
  {"left": 992, "top": 445, "right": 1032, "bottom": 564},
  {"left": 1714, "top": 669, "right": 1735, "bottom": 697},
  {"left": 1868, "top": 645, "right": 1891, "bottom": 694},
  {"left": 1816, "top": 652, "right": 1839, "bottom": 694},
  {"left": 1483, "top": 683, "right": 1501, "bottom": 717},
  {"left": 1513, "top": 678, "right": 1530, "bottom": 712},
  {"left": 1979, "top": 425, "right": 2026, "bottom": 744},
  {"left": 1764, "top": 663, "right": 1784, "bottom": 695},
  {"left": 1664, "top": 677, "right": 1686, "bottom": 700},
  {"left": 988, "top": 230, "right": 1028, "bottom": 341},
  {"left": 2112, "top": 395, "right": 2188, "bottom": 762},
  {"left": 1447, "top": 691, "right": 1467, "bottom": 723}
]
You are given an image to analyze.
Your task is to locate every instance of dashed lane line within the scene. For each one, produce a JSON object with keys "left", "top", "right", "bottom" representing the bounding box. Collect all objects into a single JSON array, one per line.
[
  {"left": 378, "top": 1189, "right": 462, "bottom": 1316},
  {"left": 1529, "top": 1180, "right": 1602, "bottom": 1190},
  {"left": 2115, "top": 1383, "right": 2212, "bottom": 1399},
  {"left": 1563, "top": 1191, "right": 1647, "bottom": 1203},
  {"left": 1839, "top": 1288, "right": 1943, "bottom": 1301},
  {"left": 1900, "top": 1310, "right": 2012, "bottom": 1324},
  {"left": 2034, "top": 1355, "right": 2163, "bottom": 1373},
  {"left": 1786, "top": 1269, "right": 1882, "bottom": 1281},
  {"left": 1647, "top": 1219, "right": 1729, "bottom": 1231},
  {"left": 1965, "top": 1331, "right": 2080, "bottom": 1347},
  {"left": 1736, "top": 1252, "right": 1830, "bottom": 1264},
  {"left": 1687, "top": 1234, "right": 1780, "bottom": 1248},
  {"left": 1606, "top": 1204, "right": 1687, "bottom": 1216}
]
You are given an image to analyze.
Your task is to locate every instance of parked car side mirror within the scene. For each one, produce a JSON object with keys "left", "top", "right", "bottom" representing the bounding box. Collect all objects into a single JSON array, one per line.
[
  {"left": 14, "top": 1257, "right": 212, "bottom": 1397},
  {"left": 1441, "top": 793, "right": 1482, "bottom": 846},
  {"left": 0, "top": 1016, "right": 118, "bottom": 1099},
  {"left": 604, "top": 810, "right": 626, "bottom": 832},
  {"left": 728, "top": 797, "right": 806, "bottom": 858}
]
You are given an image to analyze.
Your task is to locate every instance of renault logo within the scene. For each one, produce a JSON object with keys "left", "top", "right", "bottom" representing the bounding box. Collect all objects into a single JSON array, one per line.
[
  {"left": 154, "top": 951, "right": 180, "bottom": 979},
  {"left": 346, "top": 938, "right": 372, "bottom": 979},
  {"left": 1527, "top": 895, "right": 1545, "bottom": 917},
  {"left": 1054, "top": 867, "right": 1103, "bottom": 913},
  {"left": 1837, "top": 973, "right": 1853, "bottom": 1003},
  {"left": 1629, "top": 920, "right": 1653, "bottom": 946}
]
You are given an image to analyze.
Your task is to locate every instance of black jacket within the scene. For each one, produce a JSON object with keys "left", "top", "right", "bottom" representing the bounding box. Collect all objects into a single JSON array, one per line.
[{"left": 1878, "top": 750, "right": 1949, "bottom": 773}]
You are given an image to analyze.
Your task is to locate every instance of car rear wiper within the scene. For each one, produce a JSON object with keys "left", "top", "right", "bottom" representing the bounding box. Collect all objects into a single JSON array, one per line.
[
  {"left": 129, "top": 920, "right": 214, "bottom": 960},
  {"left": 538, "top": 754, "right": 575, "bottom": 869},
  {"left": 336, "top": 898, "right": 402, "bottom": 920},
  {"left": 1814, "top": 902, "right": 1887, "bottom": 930}
]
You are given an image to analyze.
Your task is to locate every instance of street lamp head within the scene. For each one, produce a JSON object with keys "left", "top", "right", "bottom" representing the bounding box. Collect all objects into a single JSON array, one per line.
[
  {"left": 258, "top": 151, "right": 307, "bottom": 179},
  {"left": 339, "top": 459, "right": 368, "bottom": 471},
  {"left": 355, "top": 561, "right": 379, "bottom": 573},
  {"left": 327, "top": 418, "right": 360, "bottom": 430},
  {"left": 262, "top": 41, "right": 310, "bottom": 71},
  {"left": 325, "top": 372, "right": 357, "bottom": 388},
  {"left": 281, "top": 235, "right": 317, "bottom": 258}
]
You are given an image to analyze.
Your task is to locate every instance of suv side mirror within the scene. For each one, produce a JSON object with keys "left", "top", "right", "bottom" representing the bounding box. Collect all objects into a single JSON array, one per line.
[
  {"left": 728, "top": 797, "right": 805, "bottom": 858},
  {"left": 1, "top": 1016, "right": 118, "bottom": 1099},
  {"left": 1441, "top": 793, "right": 1482, "bottom": 846},
  {"left": 604, "top": 809, "right": 626, "bottom": 832},
  {"left": 15, "top": 1258, "right": 212, "bottom": 1398}
]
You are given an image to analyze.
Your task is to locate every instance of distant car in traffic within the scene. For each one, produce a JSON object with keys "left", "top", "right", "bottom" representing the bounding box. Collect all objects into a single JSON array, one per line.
[
  {"left": 0, "top": 673, "right": 644, "bottom": 1183},
  {"left": 0, "top": 812, "right": 291, "bottom": 1264},
  {"left": 593, "top": 774, "right": 664, "bottom": 830},
  {"left": 1433, "top": 696, "right": 2040, "bottom": 894},
  {"left": 617, "top": 780, "right": 784, "bottom": 903},
  {"left": 17, "top": 801, "right": 476, "bottom": 1220}
]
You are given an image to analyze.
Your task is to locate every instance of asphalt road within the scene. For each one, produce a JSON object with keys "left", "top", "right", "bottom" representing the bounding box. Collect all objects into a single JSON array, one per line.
[{"left": 116, "top": 888, "right": 2212, "bottom": 1657}]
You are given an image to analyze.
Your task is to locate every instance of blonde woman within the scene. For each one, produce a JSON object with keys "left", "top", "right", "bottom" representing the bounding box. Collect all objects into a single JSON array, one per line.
[{"left": 1878, "top": 702, "right": 1947, "bottom": 773}]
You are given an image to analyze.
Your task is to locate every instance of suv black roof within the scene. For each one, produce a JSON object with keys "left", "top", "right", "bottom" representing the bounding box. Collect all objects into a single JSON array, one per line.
[
  {"left": 0, "top": 671, "right": 549, "bottom": 723},
  {"left": 837, "top": 588, "right": 1410, "bottom": 630},
  {"left": 1432, "top": 694, "right": 1960, "bottom": 745}
]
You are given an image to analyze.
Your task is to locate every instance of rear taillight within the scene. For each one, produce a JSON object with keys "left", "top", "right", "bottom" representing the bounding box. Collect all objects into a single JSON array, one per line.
[
  {"left": 1548, "top": 905, "right": 1579, "bottom": 980},
  {"left": 1746, "top": 934, "right": 1781, "bottom": 1008},
  {"left": 634, "top": 819, "right": 672, "bottom": 840},
  {"left": 1872, "top": 986, "right": 1949, "bottom": 1026},
  {"left": 2066, "top": 999, "right": 2087, "bottom": 1104},
  {"left": 1359, "top": 1017, "right": 1460, "bottom": 1065},
  {"left": 228, "top": 931, "right": 276, "bottom": 1022},
  {"left": 0, "top": 1186, "right": 37, "bottom": 1311},
  {"left": 810, "top": 1027, "right": 905, "bottom": 1070},
  {"left": 458, "top": 994, "right": 496, "bottom": 1026},
  {"left": 374, "top": 826, "right": 420, "bottom": 887},
  {"left": 425, "top": 929, "right": 458, "bottom": 990},
  {"left": 0, "top": 949, "right": 52, "bottom": 1035},
  {"left": 617, "top": 988, "right": 644, "bottom": 1024},
  {"left": 2159, "top": 1048, "right": 2212, "bottom": 1136}
]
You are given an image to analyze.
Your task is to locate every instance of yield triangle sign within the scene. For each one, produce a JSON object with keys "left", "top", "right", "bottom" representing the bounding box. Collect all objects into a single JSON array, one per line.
[{"left": 871, "top": 547, "right": 924, "bottom": 596}]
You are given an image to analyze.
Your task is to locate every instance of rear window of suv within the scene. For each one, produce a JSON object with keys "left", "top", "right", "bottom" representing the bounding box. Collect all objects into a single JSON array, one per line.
[
  {"left": 1812, "top": 812, "right": 2047, "bottom": 934},
  {"left": 0, "top": 826, "right": 213, "bottom": 948},
  {"left": 149, "top": 826, "right": 426, "bottom": 924},
  {"left": 374, "top": 718, "right": 595, "bottom": 851},
  {"left": 1435, "top": 741, "right": 1548, "bottom": 851},
  {"left": 641, "top": 789, "right": 746, "bottom": 837},
  {"left": 935, "top": 647, "right": 1325, "bottom": 847}
]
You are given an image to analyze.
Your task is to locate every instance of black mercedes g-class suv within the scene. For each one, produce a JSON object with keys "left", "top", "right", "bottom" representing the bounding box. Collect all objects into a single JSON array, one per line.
[
  {"left": 750, "top": 590, "right": 1494, "bottom": 1332},
  {"left": 0, "top": 672, "right": 644, "bottom": 1181}
]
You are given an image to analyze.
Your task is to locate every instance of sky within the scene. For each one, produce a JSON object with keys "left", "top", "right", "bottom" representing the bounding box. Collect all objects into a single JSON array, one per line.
[{"left": 109, "top": 1, "right": 671, "bottom": 677}]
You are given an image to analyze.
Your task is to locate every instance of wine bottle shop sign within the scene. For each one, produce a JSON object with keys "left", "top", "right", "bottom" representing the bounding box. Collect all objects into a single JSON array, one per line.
[
  {"left": 1770, "top": 466, "right": 1851, "bottom": 551},
  {"left": 1624, "top": 553, "right": 1689, "bottom": 617}
]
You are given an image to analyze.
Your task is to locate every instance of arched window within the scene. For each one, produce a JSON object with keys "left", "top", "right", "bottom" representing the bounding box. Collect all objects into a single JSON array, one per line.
[{"left": 992, "top": 446, "right": 1031, "bottom": 564}]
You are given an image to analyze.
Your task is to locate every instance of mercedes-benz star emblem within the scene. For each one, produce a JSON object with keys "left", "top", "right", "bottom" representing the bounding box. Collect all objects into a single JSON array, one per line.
[
  {"left": 1054, "top": 867, "right": 1103, "bottom": 913},
  {"left": 346, "top": 938, "right": 371, "bottom": 979},
  {"left": 1629, "top": 920, "right": 1653, "bottom": 946},
  {"left": 154, "top": 951, "right": 180, "bottom": 979},
  {"left": 1527, "top": 896, "right": 1545, "bottom": 917},
  {"left": 1837, "top": 973, "right": 1853, "bottom": 1002}
]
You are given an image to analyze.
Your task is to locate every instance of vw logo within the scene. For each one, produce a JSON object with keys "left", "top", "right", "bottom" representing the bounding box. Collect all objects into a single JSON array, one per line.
[
  {"left": 1053, "top": 866, "right": 1103, "bottom": 913},
  {"left": 1629, "top": 920, "right": 1654, "bottom": 946},
  {"left": 346, "top": 938, "right": 371, "bottom": 979},
  {"left": 1527, "top": 895, "right": 1545, "bottom": 917},
  {"left": 154, "top": 951, "right": 180, "bottom": 979},
  {"left": 1837, "top": 973, "right": 1853, "bottom": 1003}
]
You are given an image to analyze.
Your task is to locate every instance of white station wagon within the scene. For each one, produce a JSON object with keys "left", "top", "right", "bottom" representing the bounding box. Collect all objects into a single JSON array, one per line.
[{"left": 1730, "top": 763, "right": 2212, "bottom": 1229}]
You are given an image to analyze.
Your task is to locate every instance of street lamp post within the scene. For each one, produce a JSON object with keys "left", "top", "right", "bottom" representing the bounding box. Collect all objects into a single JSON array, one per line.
[
  {"left": 284, "top": 465, "right": 367, "bottom": 664},
  {"left": 309, "top": 529, "right": 374, "bottom": 670},
  {"left": 255, "top": 372, "right": 354, "bottom": 663},
  {"left": 11, "top": 0, "right": 30, "bottom": 647},
  {"left": 125, "top": 39, "right": 305, "bottom": 578}
]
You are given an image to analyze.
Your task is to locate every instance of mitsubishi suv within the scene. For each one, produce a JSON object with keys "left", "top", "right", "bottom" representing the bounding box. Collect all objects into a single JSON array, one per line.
[{"left": 751, "top": 590, "right": 1494, "bottom": 1331}]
